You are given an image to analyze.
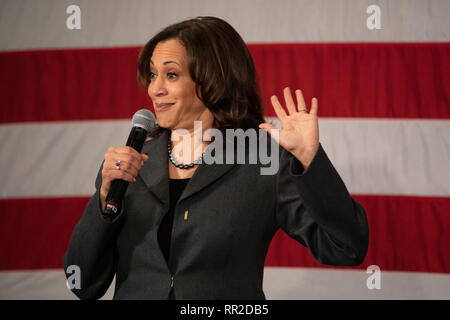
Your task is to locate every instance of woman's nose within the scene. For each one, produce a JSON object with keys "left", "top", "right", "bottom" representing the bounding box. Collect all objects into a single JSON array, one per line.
[{"left": 148, "top": 76, "right": 167, "bottom": 97}]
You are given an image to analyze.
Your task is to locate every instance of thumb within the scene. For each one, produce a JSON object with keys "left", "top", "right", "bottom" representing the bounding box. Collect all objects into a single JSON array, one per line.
[
  {"left": 259, "top": 123, "right": 280, "bottom": 143},
  {"left": 259, "top": 123, "right": 276, "bottom": 131}
]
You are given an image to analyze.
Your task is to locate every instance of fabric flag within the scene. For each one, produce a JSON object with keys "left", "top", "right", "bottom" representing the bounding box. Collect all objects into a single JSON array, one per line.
[{"left": 0, "top": 0, "right": 449, "bottom": 299}]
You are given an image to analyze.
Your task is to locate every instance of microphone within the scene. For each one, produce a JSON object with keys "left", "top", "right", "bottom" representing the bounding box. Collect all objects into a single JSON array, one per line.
[{"left": 102, "top": 109, "right": 156, "bottom": 221}]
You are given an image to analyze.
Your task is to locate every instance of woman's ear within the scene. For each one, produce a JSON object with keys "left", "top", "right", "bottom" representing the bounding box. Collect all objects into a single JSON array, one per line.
[{"left": 195, "top": 84, "right": 203, "bottom": 101}]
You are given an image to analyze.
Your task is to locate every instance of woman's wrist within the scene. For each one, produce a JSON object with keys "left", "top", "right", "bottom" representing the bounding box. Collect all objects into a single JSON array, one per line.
[
  {"left": 99, "top": 187, "right": 107, "bottom": 212},
  {"left": 291, "top": 144, "right": 319, "bottom": 170}
]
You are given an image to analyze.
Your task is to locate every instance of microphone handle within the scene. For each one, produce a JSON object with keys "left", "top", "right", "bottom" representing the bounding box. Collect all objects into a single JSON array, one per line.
[{"left": 102, "top": 127, "right": 148, "bottom": 221}]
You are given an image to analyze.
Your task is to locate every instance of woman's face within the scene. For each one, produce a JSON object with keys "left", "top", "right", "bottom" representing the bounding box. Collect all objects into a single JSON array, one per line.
[{"left": 148, "top": 39, "right": 213, "bottom": 131}]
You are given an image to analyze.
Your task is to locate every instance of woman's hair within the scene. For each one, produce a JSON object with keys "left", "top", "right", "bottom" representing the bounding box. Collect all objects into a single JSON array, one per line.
[{"left": 137, "top": 16, "right": 264, "bottom": 138}]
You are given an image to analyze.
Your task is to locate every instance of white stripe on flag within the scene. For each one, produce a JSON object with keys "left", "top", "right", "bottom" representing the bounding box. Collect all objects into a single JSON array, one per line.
[
  {"left": 1, "top": 268, "right": 449, "bottom": 299},
  {"left": 0, "top": 269, "right": 114, "bottom": 300},
  {"left": 1, "top": 118, "right": 449, "bottom": 198},
  {"left": 0, "top": 0, "right": 449, "bottom": 51},
  {"left": 263, "top": 267, "right": 450, "bottom": 300}
]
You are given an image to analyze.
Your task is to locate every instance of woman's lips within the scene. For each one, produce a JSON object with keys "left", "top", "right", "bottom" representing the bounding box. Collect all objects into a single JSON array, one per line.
[{"left": 155, "top": 103, "right": 175, "bottom": 112}]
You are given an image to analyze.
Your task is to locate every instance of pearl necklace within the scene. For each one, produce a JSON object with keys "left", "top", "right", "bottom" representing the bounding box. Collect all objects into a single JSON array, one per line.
[{"left": 168, "top": 138, "right": 204, "bottom": 169}]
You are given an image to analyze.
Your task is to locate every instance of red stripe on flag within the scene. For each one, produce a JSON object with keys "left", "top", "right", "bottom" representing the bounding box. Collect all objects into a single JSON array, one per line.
[
  {"left": 0, "top": 197, "right": 87, "bottom": 270},
  {"left": 0, "top": 195, "right": 449, "bottom": 272},
  {"left": 1, "top": 43, "right": 449, "bottom": 123},
  {"left": 251, "top": 43, "right": 450, "bottom": 119},
  {"left": 265, "top": 194, "right": 450, "bottom": 273}
]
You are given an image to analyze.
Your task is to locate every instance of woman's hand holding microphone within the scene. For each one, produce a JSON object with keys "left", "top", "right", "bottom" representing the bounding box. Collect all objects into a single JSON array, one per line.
[{"left": 100, "top": 146, "right": 149, "bottom": 211}]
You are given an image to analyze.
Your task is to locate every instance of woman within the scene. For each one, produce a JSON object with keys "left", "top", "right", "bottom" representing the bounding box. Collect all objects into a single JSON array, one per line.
[{"left": 64, "top": 16, "right": 369, "bottom": 300}]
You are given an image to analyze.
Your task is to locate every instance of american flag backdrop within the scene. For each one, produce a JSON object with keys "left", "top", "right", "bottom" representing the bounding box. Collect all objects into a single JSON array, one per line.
[{"left": 0, "top": 0, "right": 449, "bottom": 299}]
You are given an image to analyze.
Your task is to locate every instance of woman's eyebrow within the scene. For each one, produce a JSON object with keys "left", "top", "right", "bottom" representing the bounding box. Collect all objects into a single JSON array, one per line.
[{"left": 149, "top": 60, "right": 180, "bottom": 66}]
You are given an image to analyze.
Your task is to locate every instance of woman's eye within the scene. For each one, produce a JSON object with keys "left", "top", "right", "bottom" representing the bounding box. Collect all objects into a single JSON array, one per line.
[
  {"left": 149, "top": 72, "right": 156, "bottom": 80},
  {"left": 167, "top": 72, "right": 178, "bottom": 79}
]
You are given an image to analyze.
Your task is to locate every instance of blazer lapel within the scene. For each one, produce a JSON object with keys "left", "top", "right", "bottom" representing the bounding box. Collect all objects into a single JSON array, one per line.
[
  {"left": 179, "top": 158, "right": 235, "bottom": 203},
  {"left": 179, "top": 135, "right": 236, "bottom": 202},
  {"left": 139, "top": 129, "right": 236, "bottom": 205},
  {"left": 139, "top": 130, "right": 170, "bottom": 207}
]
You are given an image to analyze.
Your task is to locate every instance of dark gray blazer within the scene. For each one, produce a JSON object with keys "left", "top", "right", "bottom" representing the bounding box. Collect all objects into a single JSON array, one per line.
[{"left": 63, "top": 130, "right": 369, "bottom": 300}]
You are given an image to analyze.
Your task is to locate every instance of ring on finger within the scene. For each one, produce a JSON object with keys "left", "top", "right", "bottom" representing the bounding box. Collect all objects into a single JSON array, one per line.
[
  {"left": 298, "top": 108, "right": 308, "bottom": 113},
  {"left": 115, "top": 160, "right": 121, "bottom": 170}
]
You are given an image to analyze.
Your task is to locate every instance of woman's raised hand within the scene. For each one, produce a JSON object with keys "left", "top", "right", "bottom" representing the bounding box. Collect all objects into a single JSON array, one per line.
[
  {"left": 100, "top": 146, "right": 149, "bottom": 210},
  {"left": 259, "top": 87, "right": 319, "bottom": 169}
]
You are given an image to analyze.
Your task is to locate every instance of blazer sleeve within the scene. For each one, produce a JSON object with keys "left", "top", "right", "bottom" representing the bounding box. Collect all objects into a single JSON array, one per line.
[
  {"left": 275, "top": 144, "right": 369, "bottom": 266},
  {"left": 63, "top": 163, "right": 124, "bottom": 299}
]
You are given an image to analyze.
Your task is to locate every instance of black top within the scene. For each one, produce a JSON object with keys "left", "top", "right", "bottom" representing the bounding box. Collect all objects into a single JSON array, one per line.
[{"left": 157, "top": 178, "right": 190, "bottom": 267}]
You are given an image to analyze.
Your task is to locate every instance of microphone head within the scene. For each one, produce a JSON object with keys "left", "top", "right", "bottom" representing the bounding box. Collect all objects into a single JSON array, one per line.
[{"left": 132, "top": 109, "right": 156, "bottom": 132}]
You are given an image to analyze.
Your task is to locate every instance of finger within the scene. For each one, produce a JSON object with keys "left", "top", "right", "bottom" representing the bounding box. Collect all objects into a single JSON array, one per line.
[
  {"left": 295, "top": 89, "right": 307, "bottom": 111},
  {"left": 310, "top": 97, "right": 318, "bottom": 115},
  {"left": 283, "top": 87, "right": 297, "bottom": 115},
  {"left": 270, "top": 95, "right": 287, "bottom": 121},
  {"left": 105, "top": 149, "right": 142, "bottom": 170},
  {"left": 112, "top": 158, "right": 141, "bottom": 177},
  {"left": 259, "top": 123, "right": 276, "bottom": 131},
  {"left": 103, "top": 168, "right": 136, "bottom": 183},
  {"left": 259, "top": 123, "right": 280, "bottom": 144},
  {"left": 105, "top": 150, "right": 141, "bottom": 172},
  {"left": 140, "top": 153, "right": 149, "bottom": 166},
  {"left": 115, "top": 146, "right": 143, "bottom": 163},
  {"left": 106, "top": 154, "right": 142, "bottom": 174}
]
